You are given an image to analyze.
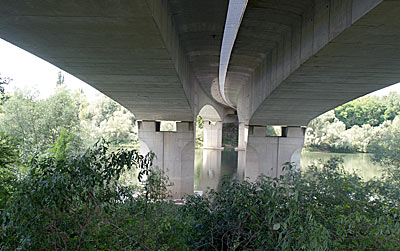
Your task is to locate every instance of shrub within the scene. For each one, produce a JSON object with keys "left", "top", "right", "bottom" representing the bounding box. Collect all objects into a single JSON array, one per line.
[
  {"left": 181, "top": 158, "right": 400, "bottom": 250},
  {"left": 0, "top": 140, "right": 156, "bottom": 250},
  {"left": 1, "top": 141, "right": 399, "bottom": 250},
  {"left": 0, "top": 132, "right": 19, "bottom": 208}
]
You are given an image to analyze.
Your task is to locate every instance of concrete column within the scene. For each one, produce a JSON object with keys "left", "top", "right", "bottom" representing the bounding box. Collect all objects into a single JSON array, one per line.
[
  {"left": 237, "top": 122, "right": 248, "bottom": 150},
  {"left": 245, "top": 126, "right": 305, "bottom": 181},
  {"left": 202, "top": 120, "right": 223, "bottom": 150},
  {"left": 138, "top": 121, "right": 195, "bottom": 198},
  {"left": 236, "top": 122, "right": 248, "bottom": 180}
]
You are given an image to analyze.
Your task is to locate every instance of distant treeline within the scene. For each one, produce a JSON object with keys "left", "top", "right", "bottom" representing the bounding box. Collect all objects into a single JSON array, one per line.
[
  {"left": 0, "top": 75, "right": 137, "bottom": 163},
  {"left": 305, "top": 92, "right": 400, "bottom": 155}
]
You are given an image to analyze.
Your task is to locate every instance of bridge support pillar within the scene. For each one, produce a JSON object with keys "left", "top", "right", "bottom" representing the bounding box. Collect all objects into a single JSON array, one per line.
[
  {"left": 138, "top": 121, "right": 195, "bottom": 198},
  {"left": 202, "top": 120, "right": 223, "bottom": 150},
  {"left": 245, "top": 126, "right": 305, "bottom": 181},
  {"left": 236, "top": 122, "right": 248, "bottom": 180}
]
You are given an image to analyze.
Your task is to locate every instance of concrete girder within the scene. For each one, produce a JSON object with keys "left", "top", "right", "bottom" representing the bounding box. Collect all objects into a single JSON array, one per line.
[
  {"left": 1, "top": 0, "right": 195, "bottom": 121},
  {"left": 0, "top": 0, "right": 233, "bottom": 122},
  {"left": 198, "top": 104, "right": 223, "bottom": 122},
  {"left": 219, "top": 0, "right": 248, "bottom": 107},
  {"left": 236, "top": 0, "right": 398, "bottom": 126}
]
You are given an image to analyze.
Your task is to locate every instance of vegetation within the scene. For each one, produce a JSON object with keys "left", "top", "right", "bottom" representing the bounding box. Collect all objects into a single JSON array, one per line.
[
  {"left": 1, "top": 139, "right": 399, "bottom": 249},
  {"left": 0, "top": 75, "right": 137, "bottom": 163},
  {"left": 334, "top": 93, "right": 400, "bottom": 129},
  {"left": 0, "top": 133, "right": 19, "bottom": 209},
  {"left": 0, "top": 75, "right": 11, "bottom": 114},
  {"left": 196, "top": 115, "right": 204, "bottom": 148},
  {"left": 369, "top": 116, "right": 400, "bottom": 167},
  {"left": 0, "top": 140, "right": 156, "bottom": 250},
  {"left": 305, "top": 93, "right": 400, "bottom": 154},
  {"left": 182, "top": 159, "right": 400, "bottom": 249}
]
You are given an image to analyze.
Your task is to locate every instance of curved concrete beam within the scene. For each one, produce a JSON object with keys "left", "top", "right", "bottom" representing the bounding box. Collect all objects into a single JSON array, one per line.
[
  {"left": 219, "top": 0, "right": 248, "bottom": 108},
  {"left": 198, "top": 104, "right": 223, "bottom": 122}
]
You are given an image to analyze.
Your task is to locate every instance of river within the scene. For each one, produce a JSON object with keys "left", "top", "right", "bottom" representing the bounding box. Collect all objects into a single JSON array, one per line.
[
  {"left": 301, "top": 151, "right": 382, "bottom": 180},
  {"left": 194, "top": 149, "right": 382, "bottom": 193}
]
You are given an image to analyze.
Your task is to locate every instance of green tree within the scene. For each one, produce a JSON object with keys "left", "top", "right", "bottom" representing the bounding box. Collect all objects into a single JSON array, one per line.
[
  {"left": 306, "top": 93, "right": 400, "bottom": 153},
  {"left": 196, "top": 115, "right": 204, "bottom": 148},
  {"left": 0, "top": 132, "right": 19, "bottom": 208},
  {"left": 305, "top": 110, "right": 354, "bottom": 152},
  {"left": 80, "top": 95, "right": 137, "bottom": 149},
  {"left": 56, "top": 71, "right": 65, "bottom": 86},
  {"left": 0, "top": 87, "right": 82, "bottom": 161},
  {"left": 334, "top": 95, "right": 394, "bottom": 129},
  {"left": 369, "top": 116, "right": 400, "bottom": 167},
  {"left": 0, "top": 74, "right": 11, "bottom": 108},
  {"left": 382, "top": 92, "right": 400, "bottom": 121}
]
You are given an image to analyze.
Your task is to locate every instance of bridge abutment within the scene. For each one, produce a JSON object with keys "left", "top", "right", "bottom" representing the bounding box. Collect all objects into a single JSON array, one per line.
[
  {"left": 245, "top": 126, "right": 305, "bottom": 181},
  {"left": 138, "top": 121, "right": 195, "bottom": 199}
]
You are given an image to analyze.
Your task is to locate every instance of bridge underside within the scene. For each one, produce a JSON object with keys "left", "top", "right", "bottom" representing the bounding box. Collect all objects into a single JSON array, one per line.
[
  {"left": 250, "top": 1, "right": 400, "bottom": 126},
  {"left": 2, "top": 0, "right": 397, "bottom": 127},
  {"left": 0, "top": 0, "right": 195, "bottom": 121}
]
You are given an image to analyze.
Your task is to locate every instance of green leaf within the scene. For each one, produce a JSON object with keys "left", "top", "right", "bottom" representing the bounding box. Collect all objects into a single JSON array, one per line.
[{"left": 273, "top": 223, "right": 280, "bottom": 231}]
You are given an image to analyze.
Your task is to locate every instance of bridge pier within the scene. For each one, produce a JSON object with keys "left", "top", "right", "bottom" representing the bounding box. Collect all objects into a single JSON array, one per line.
[
  {"left": 245, "top": 126, "right": 305, "bottom": 181},
  {"left": 236, "top": 122, "right": 248, "bottom": 180},
  {"left": 138, "top": 121, "right": 195, "bottom": 198},
  {"left": 202, "top": 121, "right": 223, "bottom": 150}
]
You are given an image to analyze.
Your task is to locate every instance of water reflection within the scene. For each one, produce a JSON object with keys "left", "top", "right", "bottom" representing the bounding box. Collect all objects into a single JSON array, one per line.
[
  {"left": 194, "top": 149, "right": 238, "bottom": 193},
  {"left": 195, "top": 150, "right": 383, "bottom": 194},
  {"left": 301, "top": 152, "right": 382, "bottom": 180}
]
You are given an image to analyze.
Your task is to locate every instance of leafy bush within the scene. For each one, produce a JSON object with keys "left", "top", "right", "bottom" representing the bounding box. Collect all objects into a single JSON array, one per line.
[
  {"left": 1, "top": 141, "right": 399, "bottom": 250},
  {"left": 0, "top": 140, "right": 156, "bottom": 250},
  {"left": 369, "top": 117, "right": 400, "bottom": 167},
  {"left": 0, "top": 132, "right": 19, "bottom": 208},
  {"left": 181, "top": 159, "right": 400, "bottom": 250}
]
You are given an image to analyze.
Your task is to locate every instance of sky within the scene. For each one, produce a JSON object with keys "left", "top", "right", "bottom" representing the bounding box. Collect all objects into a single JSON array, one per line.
[
  {"left": 0, "top": 39, "right": 99, "bottom": 100},
  {"left": 1, "top": 38, "right": 400, "bottom": 100}
]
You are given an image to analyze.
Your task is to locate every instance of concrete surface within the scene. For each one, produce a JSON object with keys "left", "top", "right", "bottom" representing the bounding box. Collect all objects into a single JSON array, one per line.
[
  {"left": 245, "top": 127, "right": 305, "bottom": 180},
  {"left": 138, "top": 121, "right": 194, "bottom": 198},
  {"left": 202, "top": 121, "right": 223, "bottom": 150}
]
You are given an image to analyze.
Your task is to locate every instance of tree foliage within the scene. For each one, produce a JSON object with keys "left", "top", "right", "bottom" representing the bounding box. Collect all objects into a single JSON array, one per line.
[
  {"left": 334, "top": 93, "right": 400, "bottom": 129},
  {"left": 56, "top": 71, "right": 65, "bottom": 86},
  {"left": 196, "top": 115, "right": 204, "bottom": 148},
  {"left": 79, "top": 95, "right": 137, "bottom": 149},
  {"left": 0, "top": 74, "right": 11, "bottom": 108},
  {"left": 306, "top": 93, "right": 400, "bottom": 153},
  {"left": 0, "top": 132, "right": 19, "bottom": 208},
  {"left": 369, "top": 116, "right": 400, "bottom": 167},
  {"left": 0, "top": 83, "right": 137, "bottom": 161},
  {"left": 0, "top": 87, "right": 82, "bottom": 162}
]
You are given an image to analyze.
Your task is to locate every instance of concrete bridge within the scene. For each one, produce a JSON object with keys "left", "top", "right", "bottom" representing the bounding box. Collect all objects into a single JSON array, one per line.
[{"left": 2, "top": 0, "right": 400, "bottom": 197}]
